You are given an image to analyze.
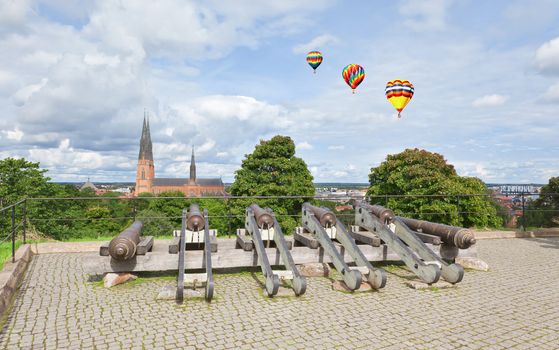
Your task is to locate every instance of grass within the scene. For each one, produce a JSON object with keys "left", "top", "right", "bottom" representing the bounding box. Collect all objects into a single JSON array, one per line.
[{"left": 0, "top": 241, "right": 23, "bottom": 270}]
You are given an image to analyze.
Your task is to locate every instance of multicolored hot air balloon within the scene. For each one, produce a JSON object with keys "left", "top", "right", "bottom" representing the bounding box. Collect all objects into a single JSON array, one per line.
[
  {"left": 385, "top": 79, "right": 414, "bottom": 118},
  {"left": 342, "top": 64, "right": 365, "bottom": 93},
  {"left": 306, "top": 51, "right": 323, "bottom": 73}
]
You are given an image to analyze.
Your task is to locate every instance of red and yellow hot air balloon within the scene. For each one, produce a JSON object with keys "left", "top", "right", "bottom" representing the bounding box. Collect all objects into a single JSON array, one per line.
[
  {"left": 385, "top": 79, "right": 414, "bottom": 118},
  {"left": 306, "top": 51, "right": 323, "bottom": 73},
  {"left": 342, "top": 64, "right": 365, "bottom": 93}
]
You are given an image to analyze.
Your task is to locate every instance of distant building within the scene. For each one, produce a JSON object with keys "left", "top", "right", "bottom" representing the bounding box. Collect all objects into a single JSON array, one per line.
[
  {"left": 135, "top": 116, "right": 225, "bottom": 196},
  {"left": 80, "top": 178, "right": 98, "bottom": 191},
  {"left": 80, "top": 178, "right": 109, "bottom": 196}
]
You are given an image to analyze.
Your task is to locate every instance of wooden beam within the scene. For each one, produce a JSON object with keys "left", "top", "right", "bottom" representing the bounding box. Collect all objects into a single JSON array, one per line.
[{"left": 82, "top": 238, "right": 477, "bottom": 275}]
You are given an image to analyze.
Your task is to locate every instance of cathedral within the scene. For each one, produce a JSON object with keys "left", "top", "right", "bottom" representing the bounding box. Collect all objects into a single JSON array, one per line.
[{"left": 134, "top": 116, "right": 225, "bottom": 196}]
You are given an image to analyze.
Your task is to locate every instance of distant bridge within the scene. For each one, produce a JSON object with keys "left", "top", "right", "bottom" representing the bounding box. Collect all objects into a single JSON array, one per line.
[{"left": 487, "top": 184, "right": 544, "bottom": 195}]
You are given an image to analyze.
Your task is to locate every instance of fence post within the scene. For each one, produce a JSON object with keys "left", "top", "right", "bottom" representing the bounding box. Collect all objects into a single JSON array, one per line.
[
  {"left": 456, "top": 195, "right": 461, "bottom": 224},
  {"left": 521, "top": 192, "right": 526, "bottom": 231},
  {"left": 226, "top": 198, "right": 232, "bottom": 238},
  {"left": 23, "top": 199, "right": 27, "bottom": 244},
  {"left": 11, "top": 205, "right": 15, "bottom": 263}
]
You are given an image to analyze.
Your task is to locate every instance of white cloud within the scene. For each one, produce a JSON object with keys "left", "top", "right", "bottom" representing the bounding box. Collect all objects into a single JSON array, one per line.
[
  {"left": 328, "top": 145, "right": 345, "bottom": 151},
  {"left": 12, "top": 78, "right": 48, "bottom": 106},
  {"left": 84, "top": 53, "right": 121, "bottom": 67},
  {"left": 27, "top": 138, "right": 129, "bottom": 171},
  {"left": 472, "top": 94, "right": 508, "bottom": 108},
  {"left": 399, "top": 0, "right": 453, "bottom": 31},
  {"left": 2, "top": 128, "right": 24, "bottom": 141},
  {"left": 197, "top": 139, "right": 216, "bottom": 154},
  {"left": 535, "top": 37, "right": 559, "bottom": 74},
  {"left": 296, "top": 141, "right": 313, "bottom": 150},
  {"left": 543, "top": 82, "right": 559, "bottom": 102},
  {"left": 83, "top": 0, "right": 327, "bottom": 60},
  {"left": 22, "top": 51, "right": 62, "bottom": 67},
  {"left": 292, "top": 34, "right": 339, "bottom": 54},
  {"left": 0, "top": 0, "right": 31, "bottom": 30}
]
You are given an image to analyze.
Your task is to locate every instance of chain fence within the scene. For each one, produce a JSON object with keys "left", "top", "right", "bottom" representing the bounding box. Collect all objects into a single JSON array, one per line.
[{"left": 1, "top": 192, "right": 558, "bottom": 265}]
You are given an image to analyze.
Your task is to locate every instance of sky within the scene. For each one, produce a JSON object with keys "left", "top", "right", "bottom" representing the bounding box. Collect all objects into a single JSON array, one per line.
[{"left": 0, "top": 0, "right": 558, "bottom": 184}]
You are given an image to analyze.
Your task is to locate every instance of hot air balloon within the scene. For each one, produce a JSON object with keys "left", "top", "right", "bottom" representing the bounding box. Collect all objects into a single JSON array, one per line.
[
  {"left": 385, "top": 79, "right": 414, "bottom": 118},
  {"left": 342, "top": 64, "right": 365, "bottom": 93},
  {"left": 306, "top": 51, "right": 323, "bottom": 73}
]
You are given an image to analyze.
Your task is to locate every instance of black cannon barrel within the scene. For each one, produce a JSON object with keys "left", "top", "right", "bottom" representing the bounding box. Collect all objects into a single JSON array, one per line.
[
  {"left": 304, "top": 203, "right": 337, "bottom": 227},
  {"left": 249, "top": 204, "right": 275, "bottom": 229},
  {"left": 109, "top": 220, "right": 143, "bottom": 261},
  {"left": 398, "top": 217, "right": 476, "bottom": 249},
  {"left": 187, "top": 203, "right": 205, "bottom": 231},
  {"left": 364, "top": 204, "right": 395, "bottom": 224}
]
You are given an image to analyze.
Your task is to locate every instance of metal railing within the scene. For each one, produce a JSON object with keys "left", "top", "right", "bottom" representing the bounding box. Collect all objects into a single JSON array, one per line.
[
  {"left": 1, "top": 192, "right": 558, "bottom": 265},
  {"left": 0, "top": 199, "right": 27, "bottom": 263}
]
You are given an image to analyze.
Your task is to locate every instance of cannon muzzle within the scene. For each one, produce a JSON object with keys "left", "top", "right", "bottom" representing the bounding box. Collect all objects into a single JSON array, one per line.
[
  {"left": 187, "top": 203, "right": 205, "bottom": 231},
  {"left": 361, "top": 203, "right": 395, "bottom": 224},
  {"left": 109, "top": 220, "right": 143, "bottom": 261},
  {"left": 249, "top": 204, "right": 275, "bottom": 229},
  {"left": 303, "top": 203, "right": 337, "bottom": 227}
]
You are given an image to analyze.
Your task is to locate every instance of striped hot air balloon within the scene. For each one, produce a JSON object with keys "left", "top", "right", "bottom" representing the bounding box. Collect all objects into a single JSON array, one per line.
[
  {"left": 385, "top": 79, "right": 414, "bottom": 118},
  {"left": 306, "top": 51, "right": 323, "bottom": 73},
  {"left": 342, "top": 64, "right": 365, "bottom": 93}
]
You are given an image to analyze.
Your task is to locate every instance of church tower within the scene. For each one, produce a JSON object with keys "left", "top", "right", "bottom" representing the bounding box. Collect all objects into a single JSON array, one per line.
[
  {"left": 189, "top": 146, "right": 196, "bottom": 185},
  {"left": 135, "top": 113, "right": 155, "bottom": 195}
]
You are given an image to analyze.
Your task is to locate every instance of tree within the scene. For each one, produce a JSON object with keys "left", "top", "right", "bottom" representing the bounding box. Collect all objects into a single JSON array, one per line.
[
  {"left": 367, "top": 149, "right": 501, "bottom": 228},
  {"left": 0, "top": 158, "right": 50, "bottom": 205},
  {"left": 229, "top": 135, "right": 314, "bottom": 234},
  {"left": 523, "top": 176, "right": 559, "bottom": 227}
]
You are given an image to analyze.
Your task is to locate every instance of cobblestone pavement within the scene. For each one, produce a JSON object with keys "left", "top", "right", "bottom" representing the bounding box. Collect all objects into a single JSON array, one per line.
[{"left": 1, "top": 238, "right": 559, "bottom": 349}]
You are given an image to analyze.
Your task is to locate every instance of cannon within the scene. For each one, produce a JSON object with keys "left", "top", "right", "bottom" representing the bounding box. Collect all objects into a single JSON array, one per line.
[
  {"left": 239, "top": 204, "right": 306, "bottom": 297},
  {"left": 398, "top": 217, "right": 476, "bottom": 249},
  {"left": 186, "top": 203, "right": 205, "bottom": 231},
  {"left": 169, "top": 203, "right": 218, "bottom": 253},
  {"left": 297, "top": 203, "right": 386, "bottom": 290},
  {"left": 355, "top": 203, "right": 465, "bottom": 284},
  {"left": 305, "top": 205, "right": 337, "bottom": 227},
  {"left": 368, "top": 205, "right": 395, "bottom": 224},
  {"left": 108, "top": 220, "right": 143, "bottom": 261},
  {"left": 176, "top": 204, "right": 214, "bottom": 303},
  {"left": 249, "top": 204, "right": 274, "bottom": 229}
]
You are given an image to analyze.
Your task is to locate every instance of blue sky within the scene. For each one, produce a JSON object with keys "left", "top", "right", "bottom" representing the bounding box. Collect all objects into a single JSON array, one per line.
[{"left": 0, "top": 0, "right": 558, "bottom": 183}]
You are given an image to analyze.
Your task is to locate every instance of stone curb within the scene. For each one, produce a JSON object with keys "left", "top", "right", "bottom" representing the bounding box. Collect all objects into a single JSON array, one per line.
[
  {"left": 29, "top": 241, "right": 101, "bottom": 254},
  {"left": 475, "top": 229, "right": 559, "bottom": 240},
  {"left": 0, "top": 244, "right": 33, "bottom": 317}
]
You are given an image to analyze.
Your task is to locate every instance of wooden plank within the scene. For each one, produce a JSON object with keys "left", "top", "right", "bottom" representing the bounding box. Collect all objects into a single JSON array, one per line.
[
  {"left": 209, "top": 235, "right": 218, "bottom": 253},
  {"left": 293, "top": 231, "right": 319, "bottom": 249},
  {"left": 236, "top": 230, "right": 253, "bottom": 251},
  {"left": 99, "top": 242, "right": 109, "bottom": 256},
  {"left": 349, "top": 230, "right": 381, "bottom": 247},
  {"left": 82, "top": 238, "right": 478, "bottom": 274},
  {"left": 137, "top": 236, "right": 154, "bottom": 255},
  {"left": 168, "top": 237, "right": 180, "bottom": 254}
]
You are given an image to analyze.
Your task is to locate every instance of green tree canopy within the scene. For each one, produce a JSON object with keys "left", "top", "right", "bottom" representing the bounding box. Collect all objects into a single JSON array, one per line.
[
  {"left": 524, "top": 176, "right": 559, "bottom": 227},
  {"left": 229, "top": 135, "right": 315, "bottom": 233},
  {"left": 0, "top": 158, "right": 50, "bottom": 205},
  {"left": 367, "top": 148, "right": 502, "bottom": 228},
  {"left": 229, "top": 135, "right": 314, "bottom": 198}
]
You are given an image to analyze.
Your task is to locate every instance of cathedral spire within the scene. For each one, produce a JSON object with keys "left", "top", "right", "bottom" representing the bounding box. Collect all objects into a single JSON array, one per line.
[
  {"left": 189, "top": 146, "right": 196, "bottom": 184},
  {"left": 138, "top": 110, "right": 153, "bottom": 161}
]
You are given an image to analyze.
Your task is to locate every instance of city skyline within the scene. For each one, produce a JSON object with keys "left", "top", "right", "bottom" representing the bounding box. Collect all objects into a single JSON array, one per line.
[{"left": 1, "top": 1, "right": 558, "bottom": 183}]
